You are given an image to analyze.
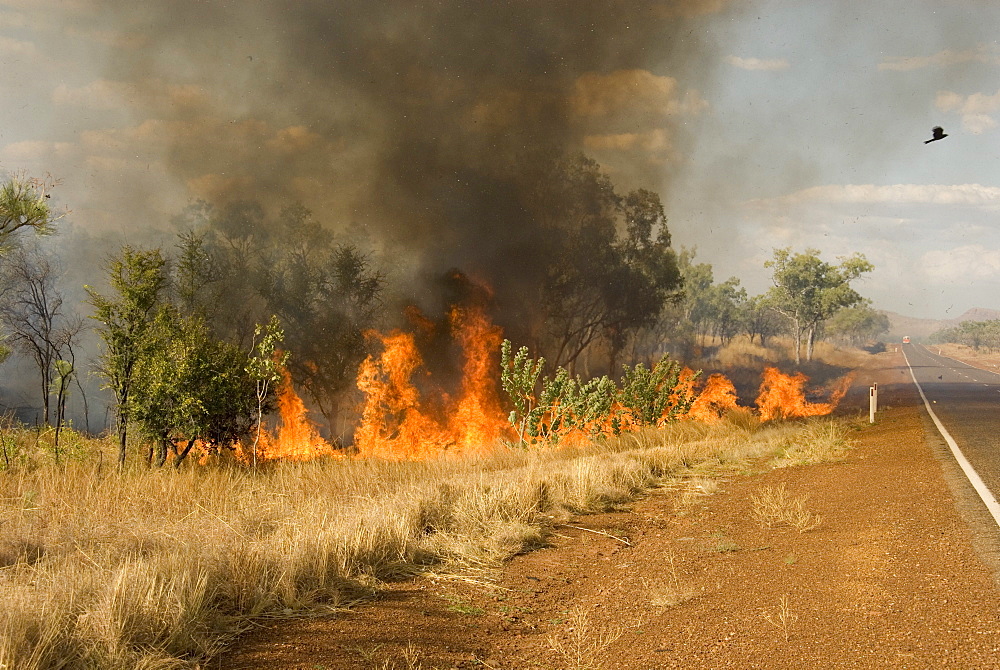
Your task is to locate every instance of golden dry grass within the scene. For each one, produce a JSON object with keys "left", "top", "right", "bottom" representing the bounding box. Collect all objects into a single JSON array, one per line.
[
  {"left": 750, "top": 484, "right": 823, "bottom": 533},
  {"left": 0, "top": 417, "right": 847, "bottom": 669}
]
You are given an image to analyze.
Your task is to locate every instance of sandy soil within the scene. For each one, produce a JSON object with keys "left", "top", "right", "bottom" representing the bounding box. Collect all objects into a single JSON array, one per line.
[{"left": 212, "top": 351, "right": 1000, "bottom": 669}]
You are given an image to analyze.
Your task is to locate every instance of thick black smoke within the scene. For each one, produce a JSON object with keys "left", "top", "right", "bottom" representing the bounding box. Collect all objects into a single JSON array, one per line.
[{"left": 96, "top": 1, "right": 730, "bottom": 324}]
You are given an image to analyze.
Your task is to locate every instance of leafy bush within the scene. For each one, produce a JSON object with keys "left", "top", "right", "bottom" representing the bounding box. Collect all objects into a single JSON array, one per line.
[{"left": 500, "top": 340, "right": 696, "bottom": 444}]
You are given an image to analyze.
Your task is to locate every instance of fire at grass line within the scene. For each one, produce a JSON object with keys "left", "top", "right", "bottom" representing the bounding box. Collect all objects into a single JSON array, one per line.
[{"left": 201, "top": 305, "right": 850, "bottom": 465}]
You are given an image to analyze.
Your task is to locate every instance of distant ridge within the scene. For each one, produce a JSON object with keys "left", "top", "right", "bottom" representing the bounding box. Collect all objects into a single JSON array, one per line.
[{"left": 882, "top": 307, "right": 1000, "bottom": 342}]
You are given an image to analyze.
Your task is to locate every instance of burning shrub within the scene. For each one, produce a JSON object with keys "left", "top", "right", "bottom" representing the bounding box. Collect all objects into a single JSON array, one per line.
[{"left": 500, "top": 339, "right": 696, "bottom": 445}]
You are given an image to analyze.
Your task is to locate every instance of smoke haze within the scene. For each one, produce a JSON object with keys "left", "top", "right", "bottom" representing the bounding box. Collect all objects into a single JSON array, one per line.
[{"left": 84, "top": 1, "right": 726, "bottom": 312}]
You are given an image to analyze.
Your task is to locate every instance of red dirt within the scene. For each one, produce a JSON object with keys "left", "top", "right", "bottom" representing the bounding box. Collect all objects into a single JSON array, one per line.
[{"left": 212, "top": 351, "right": 1000, "bottom": 669}]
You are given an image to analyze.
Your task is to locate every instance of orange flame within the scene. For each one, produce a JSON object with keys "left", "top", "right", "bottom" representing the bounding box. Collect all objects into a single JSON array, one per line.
[
  {"left": 448, "top": 305, "right": 511, "bottom": 454},
  {"left": 688, "top": 373, "right": 740, "bottom": 423},
  {"left": 236, "top": 369, "right": 337, "bottom": 463},
  {"left": 754, "top": 367, "right": 852, "bottom": 422},
  {"left": 353, "top": 305, "right": 512, "bottom": 459}
]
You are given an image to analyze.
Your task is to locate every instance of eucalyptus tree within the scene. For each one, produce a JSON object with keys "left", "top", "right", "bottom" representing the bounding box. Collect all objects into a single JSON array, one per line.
[
  {"left": 765, "top": 247, "right": 874, "bottom": 363},
  {"left": 0, "top": 173, "right": 62, "bottom": 249},
  {"left": 0, "top": 243, "right": 82, "bottom": 424},
  {"left": 87, "top": 247, "right": 169, "bottom": 466}
]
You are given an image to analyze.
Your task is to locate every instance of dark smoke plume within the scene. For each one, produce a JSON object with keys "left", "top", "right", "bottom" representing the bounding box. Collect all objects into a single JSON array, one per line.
[{"left": 96, "top": 1, "right": 730, "bottom": 323}]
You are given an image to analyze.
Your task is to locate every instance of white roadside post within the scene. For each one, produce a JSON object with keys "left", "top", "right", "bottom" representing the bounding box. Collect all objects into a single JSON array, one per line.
[
  {"left": 869, "top": 386, "right": 876, "bottom": 424},
  {"left": 873, "top": 382, "right": 878, "bottom": 413}
]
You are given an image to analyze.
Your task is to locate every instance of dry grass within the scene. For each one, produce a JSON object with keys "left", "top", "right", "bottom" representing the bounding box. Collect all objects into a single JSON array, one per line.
[
  {"left": 768, "top": 419, "right": 850, "bottom": 467},
  {"left": 645, "top": 550, "right": 698, "bottom": 608},
  {"left": 546, "top": 606, "right": 624, "bottom": 670},
  {"left": 0, "top": 417, "right": 847, "bottom": 669},
  {"left": 764, "top": 594, "right": 799, "bottom": 642},
  {"left": 750, "top": 484, "right": 823, "bottom": 532}
]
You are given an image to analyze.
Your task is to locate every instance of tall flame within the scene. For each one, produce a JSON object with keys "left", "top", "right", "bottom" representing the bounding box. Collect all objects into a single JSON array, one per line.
[
  {"left": 241, "top": 368, "right": 337, "bottom": 462},
  {"left": 353, "top": 305, "right": 512, "bottom": 459},
  {"left": 448, "top": 305, "right": 510, "bottom": 454},
  {"left": 688, "top": 373, "right": 740, "bottom": 423}
]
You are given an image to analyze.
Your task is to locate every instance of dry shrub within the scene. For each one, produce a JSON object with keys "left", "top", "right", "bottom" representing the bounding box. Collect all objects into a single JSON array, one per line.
[
  {"left": 750, "top": 484, "right": 822, "bottom": 532},
  {"left": 645, "top": 551, "right": 698, "bottom": 607},
  {"left": 546, "top": 606, "right": 624, "bottom": 670},
  {"left": 764, "top": 594, "right": 799, "bottom": 642}
]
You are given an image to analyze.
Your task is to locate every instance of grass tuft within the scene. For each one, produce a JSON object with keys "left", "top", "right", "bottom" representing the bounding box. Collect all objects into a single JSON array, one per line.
[{"left": 750, "top": 484, "right": 823, "bottom": 533}]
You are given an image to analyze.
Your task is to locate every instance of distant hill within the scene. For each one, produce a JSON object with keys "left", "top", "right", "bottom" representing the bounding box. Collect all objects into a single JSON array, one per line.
[{"left": 882, "top": 307, "right": 1000, "bottom": 342}]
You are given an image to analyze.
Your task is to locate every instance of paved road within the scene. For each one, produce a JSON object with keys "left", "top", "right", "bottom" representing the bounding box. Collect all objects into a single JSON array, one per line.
[{"left": 902, "top": 342, "right": 1000, "bottom": 524}]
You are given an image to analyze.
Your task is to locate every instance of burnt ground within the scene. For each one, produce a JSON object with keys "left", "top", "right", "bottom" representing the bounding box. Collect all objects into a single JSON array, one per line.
[{"left": 211, "top": 350, "right": 1000, "bottom": 669}]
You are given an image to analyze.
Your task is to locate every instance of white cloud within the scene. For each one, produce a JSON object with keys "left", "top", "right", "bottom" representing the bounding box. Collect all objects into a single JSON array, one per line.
[
  {"left": 922, "top": 245, "right": 1000, "bottom": 281},
  {"left": 726, "top": 56, "right": 789, "bottom": 71},
  {"left": 879, "top": 44, "right": 1000, "bottom": 71},
  {"left": 747, "top": 184, "right": 1000, "bottom": 209},
  {"left": 936, "top": 89, "right": 1000, "bottom": 134}
]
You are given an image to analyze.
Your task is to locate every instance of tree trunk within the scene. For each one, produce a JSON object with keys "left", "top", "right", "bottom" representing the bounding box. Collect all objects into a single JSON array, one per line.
[
  {"left": 806, "top": 327, "right": 816, "bottom": 362},
  {"left": 174, "top": 438, "right": 198, "bottom": 469},
  {"left": 118, "top": 425, "right": 128, "bottom": 467},
  {"left": 156, "top": 436, "right": 169, "bottom": 467},
  {"left": 792, "top": 320, "right": 802, "bottom": 365},
  {"left": 117, "top": 387, "right": 129, "bottom": 467}
]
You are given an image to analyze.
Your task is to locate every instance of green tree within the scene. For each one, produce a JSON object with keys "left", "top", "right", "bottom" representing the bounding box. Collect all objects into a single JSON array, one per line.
[
  {"left": 538, "top": 157, "right": 681, "bottom": 373},
  {"left": 131, "top": 308, "right": 278, "bottom": 468},
  {"left": 675, "top": 249, "right": 746, "bottom": 349},
  {"left": 0, "top": 173, "right": 62, "bottom": 250},
  {"left": 170, "top": 202, "right": 384, "bottom": 435},
  {"left": 87, "top": 247, "right": 168, "bottom": 466},
  {"left": 246, "top": 315, "right": 287, "bottom": 468},
  {"left": 741, "top": 294, "right": 784, "bottom": 346},
  {"left": 826, "top": 303, "right": 890, "bottom": 346},
  {"left": 765, "top": 248, "right": 874, "bottom": 363}
]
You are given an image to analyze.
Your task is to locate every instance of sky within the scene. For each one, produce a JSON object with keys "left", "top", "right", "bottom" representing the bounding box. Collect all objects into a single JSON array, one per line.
[{"left": 1, "top": 0, "right": 999, "bottom": 320}]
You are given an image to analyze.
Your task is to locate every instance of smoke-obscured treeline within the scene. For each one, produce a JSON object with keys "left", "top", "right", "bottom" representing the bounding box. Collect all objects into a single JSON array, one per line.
[
  {"left": 928, "top": 319, "right": 1000, "bottom": 351},
  {"left": 0, "top": 159, "right": 886, "bottom": 456}
]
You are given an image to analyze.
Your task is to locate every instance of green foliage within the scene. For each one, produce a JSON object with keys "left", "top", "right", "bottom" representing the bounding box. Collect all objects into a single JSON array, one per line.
[
  {"left": 247, "top": 315, "right": 288, "bottom": 390},
  {"left": 87, "top": 237, "right": 299, "bottom": 467},
  {"left": 826, "top": 303, "right": 890, "bottom": 345},
  {"left": 86, "top": 246, "right": 168, "bottom": 464},
  {"left": 617, "top": 357, "right": 694, "bottom": 427},
  {"left": 537, "top": 156, "right": 682, "bottom": 371},
  {"left": 501, "top": 339, "right": 696, "bottom": 445},
  {"left": 765, "top": 247, "right": 874, "bottom": 362},
  {"left": 129, "top": 307, "right": 283, "bottom": 467},
  {"left": 0, "top": 173, "right": 61, "bottom": 249},
  {"left": 929, "top": 319, "right": 1000, "bottom": 351},
  {"left": 500, "top": 339, "right": 544, "bottom": 430},
  {"left": 173, "top": 202, "right": 384, "bottom": 431}
]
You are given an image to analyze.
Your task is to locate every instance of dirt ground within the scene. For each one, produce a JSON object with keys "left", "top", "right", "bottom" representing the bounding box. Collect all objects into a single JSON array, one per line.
[{"left": 212, "top": 350, "right": 1000, "bottom": 669}]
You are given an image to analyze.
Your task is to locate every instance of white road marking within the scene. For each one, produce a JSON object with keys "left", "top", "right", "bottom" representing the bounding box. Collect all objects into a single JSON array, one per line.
[{"left": 903, "top": 347, "right": 1000, "bottom": 528}]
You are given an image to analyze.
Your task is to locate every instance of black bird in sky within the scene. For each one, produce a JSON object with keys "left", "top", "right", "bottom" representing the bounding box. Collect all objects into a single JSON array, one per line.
[{"left": 924, "top": 126, "right": 948, "bottom": 144}]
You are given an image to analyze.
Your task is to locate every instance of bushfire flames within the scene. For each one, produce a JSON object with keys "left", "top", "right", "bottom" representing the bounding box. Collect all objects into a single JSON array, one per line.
[
  {"left": 755, "top": 366, "right": 853, "bottom": 422},
  {"left": 353, "top": 305, "right": 512, "bottom": 459},
  {"left": 241, "top": 309, "right": 852, "bottom": 462}
]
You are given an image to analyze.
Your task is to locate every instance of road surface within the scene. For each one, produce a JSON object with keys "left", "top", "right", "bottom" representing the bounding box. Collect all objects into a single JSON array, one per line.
[{"left": 902, "top": 342, "right": 1000, "bottom": 525}]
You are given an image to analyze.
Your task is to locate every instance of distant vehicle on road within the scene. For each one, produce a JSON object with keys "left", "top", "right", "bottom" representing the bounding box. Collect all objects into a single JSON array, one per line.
[{"left": 902, "top": 336, "right": 911, "bottom": 344}]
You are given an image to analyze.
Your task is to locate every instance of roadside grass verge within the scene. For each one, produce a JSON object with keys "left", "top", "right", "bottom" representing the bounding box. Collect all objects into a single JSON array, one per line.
[{"left": 0, "top": 415, "right": 847, "bottom": 669}]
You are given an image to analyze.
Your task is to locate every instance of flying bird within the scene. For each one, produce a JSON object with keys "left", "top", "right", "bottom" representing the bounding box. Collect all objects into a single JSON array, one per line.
[{"left": 924, "top": 126, "right": 948, "bottom": 144}]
